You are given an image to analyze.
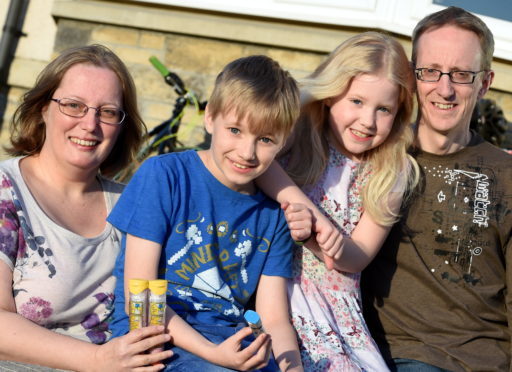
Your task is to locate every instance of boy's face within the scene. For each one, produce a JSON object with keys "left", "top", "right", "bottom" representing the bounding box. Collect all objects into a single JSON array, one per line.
[{"left": 202, "top": 107, "right": 286, "bottom": 194}]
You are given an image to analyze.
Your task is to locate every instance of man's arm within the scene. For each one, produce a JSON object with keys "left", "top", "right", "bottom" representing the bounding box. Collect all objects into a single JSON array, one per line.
[
  {"left": 505, "top": 236, "right": 512, "bottom": 372},
  {"left": 256, "top": 274, "right": 303, "bottom": 372}
]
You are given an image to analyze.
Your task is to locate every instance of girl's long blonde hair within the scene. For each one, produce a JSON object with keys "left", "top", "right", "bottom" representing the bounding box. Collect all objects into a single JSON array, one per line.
[{"left": 282, "top": 32, "right": 419, "bottom": 226}]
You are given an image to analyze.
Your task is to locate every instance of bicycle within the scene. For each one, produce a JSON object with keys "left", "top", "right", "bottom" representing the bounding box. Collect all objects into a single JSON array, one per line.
[{"left": 116, "top": 56, "right": 208, "bottom": 181}]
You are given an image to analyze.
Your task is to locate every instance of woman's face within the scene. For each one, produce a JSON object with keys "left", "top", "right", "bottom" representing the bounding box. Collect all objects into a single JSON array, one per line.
[{"left": 41, "top": 63, "right": 123, "bottom": 174}]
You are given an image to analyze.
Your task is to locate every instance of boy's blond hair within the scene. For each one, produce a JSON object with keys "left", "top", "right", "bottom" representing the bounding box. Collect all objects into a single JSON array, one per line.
[{"left": 207, "top": 55, "right": 300, "bottom": 137}]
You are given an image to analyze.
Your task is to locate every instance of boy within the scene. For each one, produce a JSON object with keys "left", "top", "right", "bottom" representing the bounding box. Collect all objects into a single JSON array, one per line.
[{"left": 108, "top": 55, "right": 304, "bottom": 371}]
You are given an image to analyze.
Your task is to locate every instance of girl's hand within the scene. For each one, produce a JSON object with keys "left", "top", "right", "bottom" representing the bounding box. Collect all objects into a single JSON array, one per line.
[
  {"left": 208, "top": 327, "right": 272, "bottom": 371},
  {"left": 92, "top": 325, "right": 173, "bottom": 371},
  {"left": 282, "top": 202, "right": 313, "bottom": 243}
]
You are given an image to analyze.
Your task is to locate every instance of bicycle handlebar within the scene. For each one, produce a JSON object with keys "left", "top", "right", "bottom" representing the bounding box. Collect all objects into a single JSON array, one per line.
[
  {"left": 149, "top": 56, "right": 186, "bottom": 96},
  {"left": 149, "top": 56, "right": 169, "bottom": 76}
]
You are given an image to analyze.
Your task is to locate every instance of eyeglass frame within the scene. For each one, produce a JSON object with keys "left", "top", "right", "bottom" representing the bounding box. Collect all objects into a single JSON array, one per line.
[
  {"left": 414, "top": 67, "right": 486, "bottom": 85},
  {"left": 50, "top": 97, "right": 126, "bottom": 125}
]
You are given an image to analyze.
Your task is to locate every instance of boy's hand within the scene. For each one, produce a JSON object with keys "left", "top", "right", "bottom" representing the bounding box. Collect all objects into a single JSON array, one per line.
[
  {"left": 93, "top": 325, "right": 173, "bottom": 371},
  {"left": 208, "top": 327, "right": 272, "bottom": 371},
  {"left": 312, "top": 212, "right": 344, "bottom": 271},
  {"left": 282, "top": 202, "right": 313, "bottom": 243}
]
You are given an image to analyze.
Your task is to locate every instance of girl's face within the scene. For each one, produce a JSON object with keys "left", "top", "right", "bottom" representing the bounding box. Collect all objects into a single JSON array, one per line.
[
  {"left": 327, "top": 72, "right": 399, "bottom": 161},
  {"left": 40, "top": 63, "right": 123, "bottom": 174}
]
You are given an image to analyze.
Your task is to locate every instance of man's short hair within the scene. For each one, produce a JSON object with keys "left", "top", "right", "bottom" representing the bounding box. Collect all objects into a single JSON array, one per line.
[
  {"left": 412, "top": 6, "right": 494, "bottom": 70},
  {"left": 207, "top": 55, "right": 300, "bottom": 137}
]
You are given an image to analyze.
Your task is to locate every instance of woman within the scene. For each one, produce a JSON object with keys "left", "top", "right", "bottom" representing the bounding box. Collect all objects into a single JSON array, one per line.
[{"left": 0, "top": 44, "right": 172, "bottom": 370}]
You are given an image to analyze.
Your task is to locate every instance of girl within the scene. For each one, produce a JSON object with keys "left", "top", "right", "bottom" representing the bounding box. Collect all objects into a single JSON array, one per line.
[{"left": 260, "top": 32, "right": 419, "bottom": 371}]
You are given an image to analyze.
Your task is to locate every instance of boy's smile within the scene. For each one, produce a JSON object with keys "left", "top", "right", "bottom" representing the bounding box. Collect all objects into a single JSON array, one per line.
[{"left": 200, "top": 107, "right": 285, "bottom": 194}]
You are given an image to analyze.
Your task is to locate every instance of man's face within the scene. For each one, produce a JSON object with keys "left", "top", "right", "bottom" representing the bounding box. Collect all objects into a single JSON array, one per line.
[{"left": 415, "top": 25, "right": 492, "bottom": 143}]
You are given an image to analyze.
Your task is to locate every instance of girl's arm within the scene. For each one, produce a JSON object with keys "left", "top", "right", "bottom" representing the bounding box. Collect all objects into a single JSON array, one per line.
[
  {"left": 257, "top": 161, "right": 336, "bottom": 267},
  {"left": 0, "top": 261, "right": 171, "bottom": 371},
  {"left": 307, "top": 209, "right": 395, "bottom": 273},
  {"left": 305, "top": 191, "right": 402, "bottom": 273},
  {"left": 125, "top": 234, "right": 272, "bottom": 370},
  {"left": 258, "top": 161, "right": 401, "bottom": 273},
  {"left": 256, "top": 274, "right": 303, "bottom": 372}
]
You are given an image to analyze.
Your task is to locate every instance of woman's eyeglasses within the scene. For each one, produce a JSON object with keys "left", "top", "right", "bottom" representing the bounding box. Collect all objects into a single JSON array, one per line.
[{"left": 50, "top": 98, "right": 126, "bottom": 125}]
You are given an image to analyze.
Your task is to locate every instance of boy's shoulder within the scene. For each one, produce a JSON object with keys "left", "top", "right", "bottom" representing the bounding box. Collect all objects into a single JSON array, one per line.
[
  {"left": 139, "top": 150, "right": 201, "bottom": 175},
  {"left": 149, "top": 149, "right": 199, "bottom": 165}
]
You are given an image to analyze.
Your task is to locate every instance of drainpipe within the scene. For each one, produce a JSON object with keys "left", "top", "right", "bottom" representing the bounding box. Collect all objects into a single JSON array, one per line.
[
  {"left": 0, "top": 0, "right": 28, "bottom": 131},
  {"left": 0, "top": 0, "right": 28, "bottom": 88}
]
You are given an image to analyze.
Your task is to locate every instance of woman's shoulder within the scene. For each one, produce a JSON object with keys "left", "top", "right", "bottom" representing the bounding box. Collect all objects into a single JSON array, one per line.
[
  {"left": 0, "top": 157, "right": 25, "bottom": 193},
  {"left": 0, "top": 157, "right": 22, "bottom": 177},
  {"left": 98, "top": 175, "right": 125, "bottom": 195}
]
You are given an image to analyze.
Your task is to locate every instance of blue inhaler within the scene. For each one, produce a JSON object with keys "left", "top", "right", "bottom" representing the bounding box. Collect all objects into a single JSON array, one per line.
[{"left": 244, "top": 310, "right": 266, "bottom": 337}]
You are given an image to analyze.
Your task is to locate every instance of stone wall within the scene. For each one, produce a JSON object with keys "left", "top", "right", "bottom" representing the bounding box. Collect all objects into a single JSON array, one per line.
[
  {"left": 47, "top": 18, "right": 328, "bottom": 150},
  {"left": 54, "top": 17, "right": 512, "bottom": 150},
  {"left": 1, "top": 0, "right": 511, "bottom": 157}
]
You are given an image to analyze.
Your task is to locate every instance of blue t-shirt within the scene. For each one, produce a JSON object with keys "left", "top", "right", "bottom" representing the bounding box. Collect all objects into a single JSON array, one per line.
[{"left": 108, "top": 150, "right": 293, "bottom": 337}]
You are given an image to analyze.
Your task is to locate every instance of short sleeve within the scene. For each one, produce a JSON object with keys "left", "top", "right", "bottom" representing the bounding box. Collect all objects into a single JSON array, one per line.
[
  {"left": 262, "top": 209, "right": 293, "bottom": 278},
  {"left": 0, "top": 172, "right": 22, "bottom": 270},
  {"left": 107, "top": 157, "right": 175, "bottom": 244}
]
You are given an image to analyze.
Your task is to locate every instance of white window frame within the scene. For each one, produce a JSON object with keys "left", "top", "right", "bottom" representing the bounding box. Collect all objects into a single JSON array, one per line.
[{"left": 135, "top": 0, "right": 512, "bottom": 61}]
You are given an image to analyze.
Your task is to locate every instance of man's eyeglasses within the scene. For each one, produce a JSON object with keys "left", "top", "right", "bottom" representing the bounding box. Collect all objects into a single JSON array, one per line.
[
  {"left": 50, "top": 98, "right": 126, "bottom": 125},
  {"left": 414, "top": 68, "right": 485, "bottom": 84}
]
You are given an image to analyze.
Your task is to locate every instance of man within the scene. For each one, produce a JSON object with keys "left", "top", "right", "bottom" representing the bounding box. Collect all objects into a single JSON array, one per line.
[{"left": 362, "top": 6, "right": 512, "bottom": 372}]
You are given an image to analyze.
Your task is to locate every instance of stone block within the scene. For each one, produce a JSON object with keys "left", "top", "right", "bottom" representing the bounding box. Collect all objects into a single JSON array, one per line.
[
  {"left": 114, "top": 46, "right": 155, "bottom": 66},
  {"left": 54, "top": 20, "right": 92, "bottom": 52},
  {"left": 140, "top": 32, "right": 165, "bottom": 50},
  {"left": 164, "top": 35, "right": 245, "bottom": 75},
  {"left": 7, "top": 87, "right": 26, "bottom": 104},
  {"left": 145, "top": 101, "right": 175, "bottom": 123},
  {"left": 267, "top": 49, "right": 324, "bottom": 78},
  {"left": 7, "top": 58, "right": 47, "bottom": 88},
  {"left": 129, "top": 64, "right": 175, "bottom": 101},
  {"left": 91, "top": 26, "right": 139, "bottom": 46},
  {"left": 0, "top": 127, "right": 11, "bottom": 161}
]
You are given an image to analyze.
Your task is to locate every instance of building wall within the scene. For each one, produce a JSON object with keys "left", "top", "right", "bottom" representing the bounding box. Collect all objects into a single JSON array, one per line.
[
  {"left": 1, "top": 0, "right": 511, "bottom": 157},
  {"left": 0, "top": 0, "right": 57, "bottom": 155}
]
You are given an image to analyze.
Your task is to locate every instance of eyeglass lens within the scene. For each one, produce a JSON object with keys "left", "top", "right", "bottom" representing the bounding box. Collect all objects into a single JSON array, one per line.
[
  {"left": 56, "top": 98, "right": 125, "bottom": 124},
  {"left": 416, "top": 68, "right": 477, "bottom": 84}
]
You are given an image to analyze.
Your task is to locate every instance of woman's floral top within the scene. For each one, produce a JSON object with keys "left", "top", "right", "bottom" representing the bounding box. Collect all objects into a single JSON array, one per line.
[
  {"left": 288, "top": 145, "right": 390, "bottom": 371},
  {"left": 0, "top": 158, "right": 123, "bottom": 344}
]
